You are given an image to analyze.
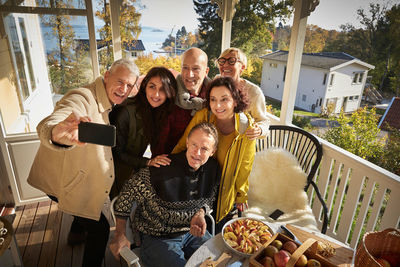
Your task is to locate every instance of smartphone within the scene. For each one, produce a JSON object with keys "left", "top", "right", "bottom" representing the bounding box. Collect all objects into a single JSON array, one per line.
[
  {"left": 78, "top": 122, "right": 116, "bottom": 147},
  {"left": 269, "top": 209, "right": 284, "bottom": 220}
]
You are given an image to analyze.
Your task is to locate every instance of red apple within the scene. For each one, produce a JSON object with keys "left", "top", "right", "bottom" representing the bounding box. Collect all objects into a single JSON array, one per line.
[
  {"left": 274, "top": 250, "right": 290, "bottom": 267},
  {"left": 282, "top": 241, "right": 298, "bottom": 254}
]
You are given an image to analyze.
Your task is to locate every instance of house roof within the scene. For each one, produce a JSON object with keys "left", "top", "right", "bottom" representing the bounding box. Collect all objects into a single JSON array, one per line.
[
  {"left": 75, "top": 39, "right": 145, "bottom": 51},
  {"left": 378, "top": 97, "right": 400, "bottom": 130},
  {"left": 260, "top": 50, "right": 374, "bottom": 70}
]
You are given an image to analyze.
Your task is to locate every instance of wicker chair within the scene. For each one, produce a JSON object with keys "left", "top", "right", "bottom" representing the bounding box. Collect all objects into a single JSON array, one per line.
[{"left": 256, "top": 125, "right": 328, "bottom": 234}]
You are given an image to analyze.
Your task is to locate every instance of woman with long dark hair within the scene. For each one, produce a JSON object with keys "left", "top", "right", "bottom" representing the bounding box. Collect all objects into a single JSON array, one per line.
[{"left": 109, "top": 66, "right": 177, "bottom": 198}]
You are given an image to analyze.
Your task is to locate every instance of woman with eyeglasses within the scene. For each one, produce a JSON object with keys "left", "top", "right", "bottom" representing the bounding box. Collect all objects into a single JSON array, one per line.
[
  {"left": 217, "top": 48, "right": 270, "bottom": 139},
  {"left": 109, "top": 67, "right": 176, "bottom": 199},
  {"left": 172, "top": 77, "right": 256, "bottom": 232}
]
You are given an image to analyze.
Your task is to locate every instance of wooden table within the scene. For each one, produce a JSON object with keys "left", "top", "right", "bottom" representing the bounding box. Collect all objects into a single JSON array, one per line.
[
  {"left": 286, "top": 224, "right": 354, "bottom": 267},
  {"left": 185, "top": 223, "right": 354, "bottom": 267}
]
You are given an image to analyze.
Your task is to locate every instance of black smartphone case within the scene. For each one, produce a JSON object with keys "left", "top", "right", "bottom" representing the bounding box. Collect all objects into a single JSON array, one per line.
[{"left": 78, "top": 122, "right": 116, "bottom": 147}]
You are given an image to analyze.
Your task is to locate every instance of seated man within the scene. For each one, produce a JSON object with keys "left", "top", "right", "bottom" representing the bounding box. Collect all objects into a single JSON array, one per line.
[{"left": 110, "top": 122, "right": 220, "bottom": 267}]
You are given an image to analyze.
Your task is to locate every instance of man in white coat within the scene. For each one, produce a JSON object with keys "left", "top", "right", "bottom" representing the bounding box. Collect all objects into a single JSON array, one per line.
[{"left": 28, "top": 58, "right": 139, "bottom": 266}]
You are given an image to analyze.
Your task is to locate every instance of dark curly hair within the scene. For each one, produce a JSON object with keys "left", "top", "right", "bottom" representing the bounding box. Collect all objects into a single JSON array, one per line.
[
  {"left": 135, "top": 67, "right": 177, "bottom": 147},
  {"left": 206, "top": 76, "right": 248, "bottom": 113}
]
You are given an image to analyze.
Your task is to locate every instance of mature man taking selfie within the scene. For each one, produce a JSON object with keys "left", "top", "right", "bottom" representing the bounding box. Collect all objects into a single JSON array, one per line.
[{"left": 28, "top": 59, "right": 139, "bottom": 266}]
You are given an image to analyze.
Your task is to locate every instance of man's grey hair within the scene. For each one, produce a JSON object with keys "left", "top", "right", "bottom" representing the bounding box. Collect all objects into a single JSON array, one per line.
[
  {"left": 188, "top": 122, "right": 219, "bottom": 150},
  {"left": 109, "top": 58, "right": 140, "bottom": 77}
]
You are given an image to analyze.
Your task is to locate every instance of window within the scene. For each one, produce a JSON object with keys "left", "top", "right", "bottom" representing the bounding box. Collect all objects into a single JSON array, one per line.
[
  {"left": 19, "top": 18, "right": 37, "bottom": 94},
  {"left": 276, "top": 84, "right": 279, "bottom": 88},
  {"left": 329, "top": 74, "right": 334, "bottom": 86},
  {"left": 359, "top": 72, "right": 364, "bottom": 83},
  {"left": 323, "top": 73, "right": 327, "bottom": 85},
  {"left": 283, "top": 66, "right": 286, "bottom": 81},
  {"left": 353, "top": 73, "right": 358, "bottom": 83},
  {"left": 319, "top": 98, "right": 322, "bottom": 106},
  {"left": 349, "top": 96, "right": 353, "bottom": 101},
  {"left": 355, "top": 95, "right": 359, "bottom": 100},
  {"left": 270, "top": 63, "right": 277, "bottom": 68},
  {"left": 302, "top": 94, "right": 306, "bottom": 101},
  {"left": 131, "top": 51, "right": 137, "bottom": 57},
  {"left": 7, "top": 16, "right": 31, "bottom": 100}
]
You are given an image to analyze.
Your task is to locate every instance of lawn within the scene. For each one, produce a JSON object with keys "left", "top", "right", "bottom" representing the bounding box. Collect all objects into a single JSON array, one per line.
[{"left": 265, "top": 97, "right": 319, "bottom": 117}]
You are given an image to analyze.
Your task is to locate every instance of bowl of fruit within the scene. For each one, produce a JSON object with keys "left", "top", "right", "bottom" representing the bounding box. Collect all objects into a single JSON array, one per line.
[{"left": 222, "top": 217, "right": 274, "bottom": 257}]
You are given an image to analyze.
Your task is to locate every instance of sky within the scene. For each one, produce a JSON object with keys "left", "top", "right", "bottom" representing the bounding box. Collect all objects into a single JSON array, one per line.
[
  {"left": 139, "top": 0, "right": 199, "bottom": 33},
  {"left": 138, "top": 0, "right": 397, "bottom": 33}
]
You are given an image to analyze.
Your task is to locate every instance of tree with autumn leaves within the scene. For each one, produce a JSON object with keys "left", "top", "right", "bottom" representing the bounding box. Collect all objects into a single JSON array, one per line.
[
  {"left": 95, "top": 0, "right": 141, "bottom": 72},
  {"left": 40, "top": 1, "right": 93, "bottom": 94}
]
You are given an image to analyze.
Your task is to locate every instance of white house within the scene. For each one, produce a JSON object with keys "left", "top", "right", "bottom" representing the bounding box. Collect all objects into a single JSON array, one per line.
[
  {"left": 260, "top": 51, "right": 375, "bottom": 114},
  {"left": 75, "top": 39, "right": 146, "bottom": 59}
]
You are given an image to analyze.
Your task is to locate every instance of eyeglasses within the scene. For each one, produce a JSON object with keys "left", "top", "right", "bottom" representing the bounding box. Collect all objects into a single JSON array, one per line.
[{"left": 217, "top": 57, "right": 241, "bottom": 66}]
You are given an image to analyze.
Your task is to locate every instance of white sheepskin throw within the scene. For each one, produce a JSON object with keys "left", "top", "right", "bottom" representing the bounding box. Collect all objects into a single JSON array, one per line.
[{"left": 244, "top": 148, "right": 318, "bottom": 231}]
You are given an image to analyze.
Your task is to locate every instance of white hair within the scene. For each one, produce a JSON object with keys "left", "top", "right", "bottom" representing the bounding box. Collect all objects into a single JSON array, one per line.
[{"left": 109, "top": 58, "right": 140, "bottom": 77}]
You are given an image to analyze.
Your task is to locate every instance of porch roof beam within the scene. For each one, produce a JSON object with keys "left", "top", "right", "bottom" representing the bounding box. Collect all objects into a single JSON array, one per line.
[
  {"left": 0, "top": 6, "right": 87, "bottom": 16},
  {"left": 109, "top": 0, "right": 122, "bottom": 60},
  {"left": 84, "top": 0, "right": 99, "bottom": 78}
]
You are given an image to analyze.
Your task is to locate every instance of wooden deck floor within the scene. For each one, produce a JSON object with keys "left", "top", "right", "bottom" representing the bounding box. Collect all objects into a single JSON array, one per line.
[{"left": 10, "top": 200, "right": 125, "bottom": 267}]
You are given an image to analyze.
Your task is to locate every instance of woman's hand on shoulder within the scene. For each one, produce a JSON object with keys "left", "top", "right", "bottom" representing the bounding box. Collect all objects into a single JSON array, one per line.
[
  {"left": 147, "top": 154, "right": 171, "bottom": 167},
  {"left": 245, "top": 123, "right": 262, "bottom": 140}
]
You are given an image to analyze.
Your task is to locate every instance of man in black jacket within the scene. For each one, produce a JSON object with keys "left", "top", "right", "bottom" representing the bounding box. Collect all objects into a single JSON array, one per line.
[{"left": 109, "top": 122, "right": 220, "bottom": 267}]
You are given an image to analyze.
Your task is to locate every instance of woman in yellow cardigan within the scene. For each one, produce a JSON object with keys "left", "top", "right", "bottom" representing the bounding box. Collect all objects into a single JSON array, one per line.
[{"left": 172, "top": 77, "right": 256, "bottom": 229}]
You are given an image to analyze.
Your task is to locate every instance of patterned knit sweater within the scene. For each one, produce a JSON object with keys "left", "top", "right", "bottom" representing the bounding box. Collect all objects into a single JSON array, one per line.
[{"left": 113, "top": 152, "right": 220, "bottom": 237}]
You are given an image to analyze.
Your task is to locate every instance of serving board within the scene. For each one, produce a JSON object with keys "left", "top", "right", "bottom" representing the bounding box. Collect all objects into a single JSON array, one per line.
[{"left": 286, "top": 224, "right": 354, "bottom": 267}]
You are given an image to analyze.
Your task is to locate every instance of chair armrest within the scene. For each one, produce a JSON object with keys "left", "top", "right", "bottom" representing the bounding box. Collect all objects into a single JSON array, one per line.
[
  {"left": 309, "top": 180, "right": 329, "bottom": 234},
  {"left": 205, "top": 209, "right": 215, "bottom": 236},
  {"left": 120, "top": 246, "right": 141, "bottom": 267}
]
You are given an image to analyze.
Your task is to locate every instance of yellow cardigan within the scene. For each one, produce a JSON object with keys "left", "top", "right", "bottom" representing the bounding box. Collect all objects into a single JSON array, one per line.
[{"left": 172, "top": 108, "right": 256, "bottom": 222}]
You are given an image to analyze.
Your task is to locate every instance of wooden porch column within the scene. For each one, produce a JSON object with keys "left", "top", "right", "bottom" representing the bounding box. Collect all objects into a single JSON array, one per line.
[
  {"left": 212, "top": 0, "right": 239, "bottom": 53},
  {"left": 85, "top": 0, "right": 99, "bottom": 77},
  {"left": 280, "top": 0, "right": 319, "bottom": 125},
  {"left": 110, "top": 0, "right": 122, "bottom": 60}
]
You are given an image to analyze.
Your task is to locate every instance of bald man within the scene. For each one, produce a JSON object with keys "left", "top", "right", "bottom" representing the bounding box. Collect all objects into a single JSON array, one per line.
[
  {"left": 175, "top": 47, "right": 210, "bottom": 112},
  {"left": 151, "top": 48, "right": 212, "bottom": 156}
]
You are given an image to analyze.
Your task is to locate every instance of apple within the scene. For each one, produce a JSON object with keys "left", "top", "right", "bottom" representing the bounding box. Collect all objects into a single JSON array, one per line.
[
  {"left": 274, "top": 250, "right": 290, "bottom": 267},
  {"left": 271, "top": 240, "right": 283, "bottom": 250},
  {"left": 265, "top": 245, "right": 279, "bottom": 258},
  {"left": 295, "top": 254, "right": 308, "bottom": 267},
  {"left": 282, "top": 241, "right": 298, "bottom": 254}
]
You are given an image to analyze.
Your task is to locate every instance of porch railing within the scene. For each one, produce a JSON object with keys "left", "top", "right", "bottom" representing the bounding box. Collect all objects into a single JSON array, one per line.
[{"left": 265, "top": 114, "right": 400, "bottom": 249}]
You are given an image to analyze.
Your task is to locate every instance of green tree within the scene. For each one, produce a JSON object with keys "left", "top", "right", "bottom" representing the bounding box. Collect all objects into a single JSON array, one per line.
[
  {"left": 96, "top": 0, "right": 141, "bottom": 71},
  {"left": 323, "top": 3, "right": 399, "bottom": 95},
  {"left": 322, "top": 107, "right": 385, "bottom": 164},
  {"left": 194, "top": 0, "right": 292, "bottom": 78},
  {"left": 379, "top": 127, "right": 400, "bottom": 175}
]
